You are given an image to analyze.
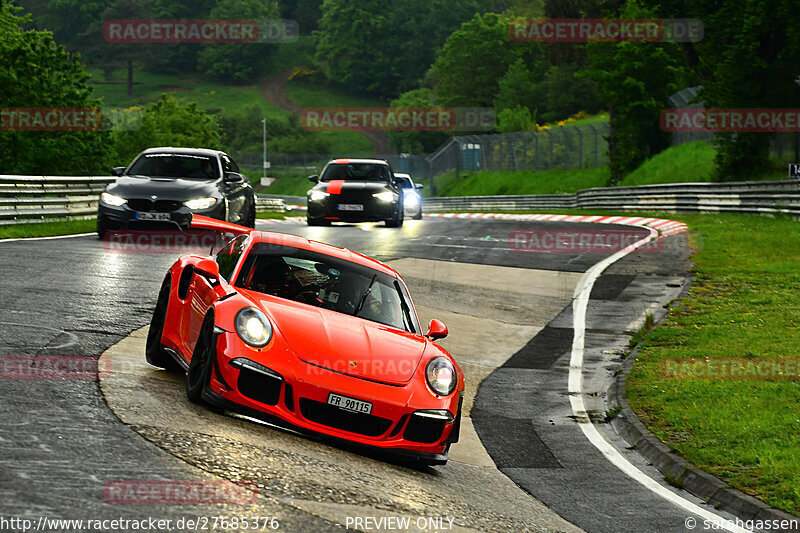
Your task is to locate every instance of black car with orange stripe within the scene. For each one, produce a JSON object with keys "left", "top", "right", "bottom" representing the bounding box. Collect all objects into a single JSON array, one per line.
[{"left": 306, "top": 159, "right": 404, "bottom": 227}]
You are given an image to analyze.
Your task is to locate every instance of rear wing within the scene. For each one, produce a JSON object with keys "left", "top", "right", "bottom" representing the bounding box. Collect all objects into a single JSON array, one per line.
[{"left": 190, "top": 214, "right": 253, "bottom": 235}]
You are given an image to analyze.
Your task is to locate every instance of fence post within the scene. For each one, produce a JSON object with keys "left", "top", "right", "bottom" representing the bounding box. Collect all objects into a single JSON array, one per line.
[
  {"left": 577, "top": 127, "right": 584, "bottom": 169},
  {"left": 561, "top": 127, "right": 569, "bottom": 170},
  {"left": 534, "top": 132, "right": 539, "bottom": 171}
]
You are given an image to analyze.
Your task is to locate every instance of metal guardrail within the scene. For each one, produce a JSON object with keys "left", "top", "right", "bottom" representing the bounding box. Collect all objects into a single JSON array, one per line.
[
  {"left": 0, "top": 175, "right": 114, "bottom": 225},
  {"left": 423, "top": 179, "right": 800, "bottom": 217},
  {"left": 2, "top": 175, "right": 798, "bottom": 225}
]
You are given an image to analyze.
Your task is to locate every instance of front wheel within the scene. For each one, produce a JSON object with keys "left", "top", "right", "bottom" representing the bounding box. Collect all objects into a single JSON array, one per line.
[
  {"left": 385, "top": 207, "right": 404, "bottom": 228},
  {"left": 186, "top": 313, "right": 216, "bottom": 403},
  {"left": 307, "top": 217, "right": 330, "bottom": 226},
  {"left": 245, "top": 202, "right": 256, "bottom": 228},
  {"left": 96, "top": 215, "right": 108, "bottom": 240}
]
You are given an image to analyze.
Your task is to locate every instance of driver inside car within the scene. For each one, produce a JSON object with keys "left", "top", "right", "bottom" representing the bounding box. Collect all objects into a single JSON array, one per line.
[{"left": 244, "top": 256, "right": 309, "bottom": 302}]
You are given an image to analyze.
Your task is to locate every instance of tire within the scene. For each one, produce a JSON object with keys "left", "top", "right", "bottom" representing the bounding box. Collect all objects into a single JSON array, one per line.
[
  {"left": 145, "top": 276, "right": 180, "bottom": 371},
  {"left": 96, "top": 215, "right": 108, "bottom": 240},
  {"left": 186, "top": 312, "right": 216, "bottom": 404},
  {"left": 385, "top": 207, "right": 404, "bottom": 228},
  {"left": 246, "top": 202, "right": 256, "bottom": 228},
  {"left": 307, "top": 217, "right": 330, "bottom": 226},
  {"left": 413, "top": 210, "right": 422, "bottom": 220}
]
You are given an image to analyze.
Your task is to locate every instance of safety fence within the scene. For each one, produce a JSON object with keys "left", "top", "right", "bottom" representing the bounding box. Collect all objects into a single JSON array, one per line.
[
  {"left": 2, "top": 175, "right": 798, "bottom": 225},
  {"left": 422, "top": 179, "right": 800, "bottom": 217}
]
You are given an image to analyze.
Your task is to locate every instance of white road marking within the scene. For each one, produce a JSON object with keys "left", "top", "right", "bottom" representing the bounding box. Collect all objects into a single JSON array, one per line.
[
  {"left": 0, "top": 232, "right": 94, "bottom": 243},
  {"left": 568, "top": 227, "right": 752, "bottom": 533}
]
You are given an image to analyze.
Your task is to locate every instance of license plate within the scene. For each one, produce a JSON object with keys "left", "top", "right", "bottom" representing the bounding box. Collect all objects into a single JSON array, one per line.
[
  {"left": 338, "top": 204, "right": 364, "bottom": 211},
  {"left": 135, "top": 212, "right": 171, "bottom": 221},
  {"left": 327, "top": 392, "right": 372, "bottom": 415}
]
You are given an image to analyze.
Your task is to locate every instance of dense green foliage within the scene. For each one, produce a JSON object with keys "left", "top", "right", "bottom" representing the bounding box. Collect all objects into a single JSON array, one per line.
[
  {"left": 110, "top": 94, "right": 221, "bottom": 163},
  {"left": 0, "top": 2, "right": 113, "bottom": 174}
]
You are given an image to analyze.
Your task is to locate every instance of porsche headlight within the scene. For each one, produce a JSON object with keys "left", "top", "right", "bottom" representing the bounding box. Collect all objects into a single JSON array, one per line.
[
  {"left": 309, "top": 190, "right": 330, "bottom": 202},
  {"left": 404, "top": 193, "right": 419, "bottom": 207},
  {"left": 234, "top": 308, "right": 272, "bottom": 347},
  {"left": 373, "top": 191, "right": 395, "bottom": 203},
  {"left": 184, "top": 197, "right": 218, "bottom": 210},
  {"left": 100, "top": 192, "right": 127, "bottom": 206},
  {"left": 425, "top": 357, "right": 456, "bottom": 396}
]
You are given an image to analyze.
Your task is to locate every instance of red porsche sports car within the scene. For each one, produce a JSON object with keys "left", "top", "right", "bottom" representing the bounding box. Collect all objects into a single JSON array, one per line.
[{"left": 145, "top": 215, "right": 464, "bottom": 465}]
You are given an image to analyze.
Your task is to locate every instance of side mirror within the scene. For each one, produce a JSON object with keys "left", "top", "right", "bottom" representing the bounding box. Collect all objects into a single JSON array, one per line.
[
  {"left": 195, "top": 258, "right": 220, "bottom": 281},
  {"left": 112, "top": 166, "right": 125, "bottom": 177},
  {"left": 308, "top": 175, "right": 319, "bottom": 183},
  {"left": 224, "top": 172, "right": 244, "bottom": 183},
  {"left": 415, "top": 183, "right": 424, "bottom": 190},
  {"left": 425, "top": 319, "right": 448, "bottom": 340}
]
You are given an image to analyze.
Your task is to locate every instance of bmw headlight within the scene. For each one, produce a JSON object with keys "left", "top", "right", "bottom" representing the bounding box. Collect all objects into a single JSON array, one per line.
[
  {"left": 425, "top": 357, "right": 456, "bottom": 396},
  {"left": 373, "top": 191, "right": 395, "bottom": 203},
  {"left": 234, "top": 307, "right": 272, "bottom": 347},
  {"left": 309, "top": 190, "right": 330, "bottom": 202},
  {"left": 100, "top": 192, "right": 127, "bottom": 206},
  {"left": 184, "top": 197, "right": 218, "bottom": 210}
]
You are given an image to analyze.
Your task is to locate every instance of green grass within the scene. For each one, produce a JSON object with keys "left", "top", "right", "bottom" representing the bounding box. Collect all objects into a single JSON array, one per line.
[
  {"left": 625, "top": 213, "right": 800, "bottom": 515},
  {"left": 286, "top": 79, "right": 382, "bottom": 155},
  {"left": 431, "top": 142, "right": 790, "bottom": 197},
  {"left": 0, "top": 219, "right": 97, "bottom": 239},
  {"left": 619, "top": 142, "right": 787, "bottom": 187},
  {"left": 259, "top": 175, "right": 315, "bottom": 196},
  {"left": 619, "top": 142, "right": 717, "bottom": 186},
  {"left": 286, "top": 80, "right": 386, "bottom": 109},
  {"left": 89, "top": 68, "right": 288, "bottom": 121},
  {"left": 431, "top": 166, "right": 611, "bottom": 197}
]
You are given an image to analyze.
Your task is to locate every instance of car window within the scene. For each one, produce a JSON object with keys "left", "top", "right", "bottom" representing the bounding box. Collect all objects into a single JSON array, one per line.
[
  {"left": 395, "top": 177, "right": 413, "bottom": 188},
  {"left": 127, "top": 153, "right": 219, "bottom": 179},
  {"left": 236, "top": 243, "right": 419, "bottom": 333},
  {"left": 320, "top": 163, "right": 390, "bottom": 182},
  {"left": 216, "top": 234, "right": 248, "bottom": 282},
  {"left": 221, "top": 155, "right": 234, "bottom": 173}
]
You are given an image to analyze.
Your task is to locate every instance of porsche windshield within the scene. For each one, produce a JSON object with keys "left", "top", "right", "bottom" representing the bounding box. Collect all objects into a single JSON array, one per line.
[
  {"left": 320, "top": 163, "right": 390, "bottom": 182},
  {"left": 235, "top": 244, "right": 419, "bottom": 333},
  {"left": 127, "top": 153, "right": 220, "bottom": 180}
]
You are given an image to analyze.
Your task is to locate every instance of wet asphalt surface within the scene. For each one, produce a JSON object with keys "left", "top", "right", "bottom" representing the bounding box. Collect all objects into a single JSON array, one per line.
[{"left": 0, "top": 216, "right": 732, "bottom": 532}]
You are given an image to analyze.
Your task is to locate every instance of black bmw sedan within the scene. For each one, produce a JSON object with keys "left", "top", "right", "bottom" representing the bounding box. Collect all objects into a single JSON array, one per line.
[
  {"left": 306, "top": 159, "right": 404, "bottom": 227},
  {"left": 97, "top": 147, "right": 256, "bottom": 238}
]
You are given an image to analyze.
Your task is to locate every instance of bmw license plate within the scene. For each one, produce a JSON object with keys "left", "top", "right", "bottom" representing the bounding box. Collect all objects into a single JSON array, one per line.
[
  {"left": 327, "top": 392, "right": 372, "bottom": 414},
  {"left": 338, "top": 204, "right": 364, "bottom": 211},
  {"left": 135, "top": 212, "right": 171, "bottom": 221}
]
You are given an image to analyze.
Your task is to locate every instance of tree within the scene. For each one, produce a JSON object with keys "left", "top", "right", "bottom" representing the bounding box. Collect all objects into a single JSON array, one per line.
[
  {"left": 111, "top": 94, "right": 220, "bottom": 163},
  {"left": 494, "top": 58, "right": 546, "bottom": 116},
  {"left": 314, "top": 0, "right": 502, "bottom": 98},
  {"left": 388, "top": 88, "right": 450, "bottom": 153},
  {"left": 80, "top": 0, "right": 154, "bottom": 96},
  {"left": 196, "top": 0, "right": 281, "bottom": 84},
  {"left": 582, "top": 0, "right": 690, "bottom": 184},
  {"left": 0, "top": 2, "right": 113, "bottom": 174},
  {"left": 432, "top": 13, "right": 542, "bottom": 107},
  {"left": 647, "top": 0, "right": 800, "bottom": 180}
]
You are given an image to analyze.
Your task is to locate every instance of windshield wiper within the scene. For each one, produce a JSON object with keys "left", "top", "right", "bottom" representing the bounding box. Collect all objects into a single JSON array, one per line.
[{"left": 353, "top": 274, "right": 377, "bottom": 317}]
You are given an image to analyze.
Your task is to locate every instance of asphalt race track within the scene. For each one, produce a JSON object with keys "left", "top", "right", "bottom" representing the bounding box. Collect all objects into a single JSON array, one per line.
[{"left": 0, "top": 216, "right": 744, "bottom": 532}]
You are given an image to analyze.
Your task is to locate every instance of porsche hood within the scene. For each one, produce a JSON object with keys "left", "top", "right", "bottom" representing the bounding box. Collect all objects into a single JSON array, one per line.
[{"left": 258, "top": 296, "right": 426, "bottom": 385}]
